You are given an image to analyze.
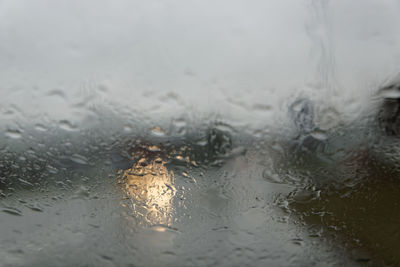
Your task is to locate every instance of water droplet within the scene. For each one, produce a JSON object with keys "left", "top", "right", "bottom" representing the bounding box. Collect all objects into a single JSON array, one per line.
[
  {"left": 46, "top": 89, "right": 66, "bottom": 98},
  {"left": 276, "top": 216, "right": 289, "bottom": 223},
  {"left": 150, "top": 126, "right": 166, "bottom": 137},
  {"left": 2, "top": 207, "right": 22, "bottom": 216},
  {"left": 310, "top": 129, "right": 328, "bottom": 141},
  {"left": 151, "top": 225, "right": 179, "bottom": 233},
  {"left": 46, "top": 164, "right": 59, "bottom": 174},
  {"left": 195, "top": 140, "right": 207, "bottom": 146},
  {"left": 171, "top": 119, "right": 187, "bottom": 135},
  {"left": 205, "top": 125, "right": 233, "bottom": 157},
  {"left": 163, "top": 251, "right": 176, "bottom": 256},
  {"left": 70, "top": 153, "right": 88, "bottom": 165},
  {"left": 317, "top": 107, "right": 340, "bottom": 130},
  {"left": 290, "top": 99, "right": 307, "bottom": 112},
  {"left": 100, "top": 255, "right": 113, "bottom": 261},
  {"left": 123, "top": 125, "right": 133, "bottom": 132},
  {"left": 73, "top": 186, "right": 90, "bottom": 199},
  {"left": 252, "top": 103, "right": 272, "bottom": 111},
  {"left": 270, "top": 141, "right": 284, "bottom": 154},
  {"left": 291, "top": 238, "right": 304, "bottom": 246},
  {"left": 18, "top": 178, "right": 33, "bottom": 187},
  {"left": 5, "top": 129, "right": 22, "bottom": 139},
  {"left": 59, "top": 120, "right": 77, "bottom": 131},
  {"left": 378, "top": 83, "right": 400, "bottom": 99},
  {"left": 175, "top": 155, "right": 184, "bottom": 161},
  {"left": 289, "top": 98, "right": 315, "bottom": 134},
  {"left": 147, "top": 145, "right": 161, "bottom": 152},
  {"left": 26, "top": 203, "right": 43, "bottom": 212},
  {"left": 262, "top": 169, "right": 284, "bottom": 184},
  {"left": 34, "top": 124, "right": 47, "bottom": 132}
]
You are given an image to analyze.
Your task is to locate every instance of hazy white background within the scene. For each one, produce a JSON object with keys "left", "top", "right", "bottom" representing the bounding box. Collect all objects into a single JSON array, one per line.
[{"left": 1, "top": 0, "right": 400, "bottom": 128}]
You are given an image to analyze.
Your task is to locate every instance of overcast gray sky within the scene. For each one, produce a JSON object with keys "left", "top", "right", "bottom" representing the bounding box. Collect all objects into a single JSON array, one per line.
[{"left": 1, "top": 0, "right": 399, "bottom": 126}]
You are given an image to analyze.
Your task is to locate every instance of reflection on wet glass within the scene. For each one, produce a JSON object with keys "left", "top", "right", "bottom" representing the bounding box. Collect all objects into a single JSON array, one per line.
[{"left": 119, "top": 146, "right": 176, "bottom": 226}]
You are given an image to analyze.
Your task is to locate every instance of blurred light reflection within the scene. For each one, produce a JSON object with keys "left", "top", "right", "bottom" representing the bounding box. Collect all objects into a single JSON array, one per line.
[{"left": 121, "top": 151, "right": 176, "bottom": 226}]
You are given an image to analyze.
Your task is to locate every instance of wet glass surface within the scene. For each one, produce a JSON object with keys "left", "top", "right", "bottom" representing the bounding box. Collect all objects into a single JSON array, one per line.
[{"left": 1, "top": 0, "right": 400, "bottom": 266}]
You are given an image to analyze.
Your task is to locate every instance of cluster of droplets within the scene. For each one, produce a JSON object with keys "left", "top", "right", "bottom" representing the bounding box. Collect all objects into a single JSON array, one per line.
[
  {"left": 116, "top": 122, "right": 239, "bottom": 226},
  {"left": 118, "top": 145, "right": 177, "bottom": 226}
]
